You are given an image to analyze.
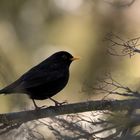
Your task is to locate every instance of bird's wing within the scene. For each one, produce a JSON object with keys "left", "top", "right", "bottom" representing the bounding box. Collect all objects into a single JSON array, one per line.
[
  {"left": 0, "top": 69, "right": 50, "bottom": 93},
  {"left": 18, "top": 68, "right": 64, "bottom": 89}
]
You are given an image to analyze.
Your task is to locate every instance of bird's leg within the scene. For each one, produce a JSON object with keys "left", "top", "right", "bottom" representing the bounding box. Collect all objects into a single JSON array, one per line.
[
  {"left": 32, "top": 99, "right": 39, "bottom": 109},
  {"left": 32, "top": 99, "right": 46, "bottom": 110},
  {"left": 49, "top": 97, "right": 67, "bottom": 106}
]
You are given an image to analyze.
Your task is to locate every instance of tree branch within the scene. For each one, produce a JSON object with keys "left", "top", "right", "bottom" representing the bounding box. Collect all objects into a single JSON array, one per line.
[{"left": 1, "top": 99, "right": 140, "bottom": 125}]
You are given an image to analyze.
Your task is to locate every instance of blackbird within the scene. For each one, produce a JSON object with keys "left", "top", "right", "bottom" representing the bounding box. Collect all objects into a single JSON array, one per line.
[{"left": 0, "top": 51, "right": 79, "bottom": 109}]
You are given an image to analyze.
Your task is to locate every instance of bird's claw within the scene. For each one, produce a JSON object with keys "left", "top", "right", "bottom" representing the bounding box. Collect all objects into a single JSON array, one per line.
[
  {"left": 34, "top": 105, "right": 47, "bottom": 110},
  {"left": 54, "top": 100, "right": 68, "bottom": 106}
]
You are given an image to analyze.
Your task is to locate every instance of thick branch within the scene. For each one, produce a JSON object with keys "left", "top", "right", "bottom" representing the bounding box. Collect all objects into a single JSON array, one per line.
[{"left": 0, "top": 99, "right": 140, "bottom": 125}]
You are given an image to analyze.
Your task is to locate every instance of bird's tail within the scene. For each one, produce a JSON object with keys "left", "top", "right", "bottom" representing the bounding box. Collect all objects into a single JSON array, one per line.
[
  {"left": 0, "top": 87, "right": 14, "bottom": 94},
  {"left": 0, "top": 88, "right": 8, "bottom": 94}
]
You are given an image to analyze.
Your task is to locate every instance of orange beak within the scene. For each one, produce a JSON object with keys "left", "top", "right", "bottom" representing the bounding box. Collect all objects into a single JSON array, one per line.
[{"left": 70, "top": 57, "right": 80, "bottom": 61}]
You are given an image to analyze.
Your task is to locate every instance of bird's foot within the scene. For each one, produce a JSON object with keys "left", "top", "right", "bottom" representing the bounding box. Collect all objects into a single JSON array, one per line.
[
  {"left": 49, "top": 98, "right": 68, "bottom": 106},
  {"left": 35, "top": 105, "right": 47, "bottom": 110},
  {"left": 32, "top": 99, "right": 47, "bottom": 110},
  {"left": 54, "top": 100, "right": 68, "bottom": 106}
]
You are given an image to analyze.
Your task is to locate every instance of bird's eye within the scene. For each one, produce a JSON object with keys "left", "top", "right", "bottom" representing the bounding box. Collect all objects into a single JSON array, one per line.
[{"left": 62, "top": 55, "right": 67, "bottom": 60}]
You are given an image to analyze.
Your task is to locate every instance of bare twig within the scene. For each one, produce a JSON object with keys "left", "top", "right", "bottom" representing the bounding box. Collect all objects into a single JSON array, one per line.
[
  {"left": 88, "top": 73, "right": 140, "bottom": 100},
  {"left": 105, "top": 33, "right": 140, "bottom": 57}
]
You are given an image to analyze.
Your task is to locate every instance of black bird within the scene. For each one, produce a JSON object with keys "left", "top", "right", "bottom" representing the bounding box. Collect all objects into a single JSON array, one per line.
[{"left": 0, "top": 51, "right": 79, "bottom": 109}]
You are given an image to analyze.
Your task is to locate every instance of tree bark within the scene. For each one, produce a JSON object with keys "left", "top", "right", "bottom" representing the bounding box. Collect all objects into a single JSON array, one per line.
[{"left": 0, "top": 99, "right": 140, "bottom": 125}]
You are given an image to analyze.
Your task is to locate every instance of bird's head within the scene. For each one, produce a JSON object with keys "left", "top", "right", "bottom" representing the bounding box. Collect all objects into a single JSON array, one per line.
[{"left": 49, "top": 51, "right": 79, "bottom": 67}]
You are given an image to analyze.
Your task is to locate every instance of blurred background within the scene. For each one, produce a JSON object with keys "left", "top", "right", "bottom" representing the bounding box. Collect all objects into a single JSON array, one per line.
[{"left": 0, "top": 0, "right": 140, "bottom": 112}]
